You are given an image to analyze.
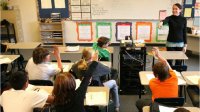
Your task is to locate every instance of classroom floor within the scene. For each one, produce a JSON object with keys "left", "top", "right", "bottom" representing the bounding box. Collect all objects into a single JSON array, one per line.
[{"left": 118, "top": 50, "right": 199, "bottom": 112}]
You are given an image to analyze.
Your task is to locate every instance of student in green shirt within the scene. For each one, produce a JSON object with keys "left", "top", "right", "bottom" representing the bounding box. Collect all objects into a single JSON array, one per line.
[{"left": 92, "top": 36, "right": 111, "bottom": 61}]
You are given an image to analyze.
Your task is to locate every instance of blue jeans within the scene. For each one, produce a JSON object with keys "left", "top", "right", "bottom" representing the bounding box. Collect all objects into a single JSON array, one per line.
[{"left": 103, "top": 80, "right": 120, "bottom": 108}]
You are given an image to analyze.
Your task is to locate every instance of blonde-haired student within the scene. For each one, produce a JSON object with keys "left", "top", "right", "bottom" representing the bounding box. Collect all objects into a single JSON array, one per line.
[{"left": 71, "top": 48, "right": 120, "bottom": 112}]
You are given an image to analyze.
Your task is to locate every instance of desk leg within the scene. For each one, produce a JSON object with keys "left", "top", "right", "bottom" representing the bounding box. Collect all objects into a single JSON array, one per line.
[
  {"left": 106, "top": 105, "right": 108, "bottom": 112},
  {"left": 184, "top": 86, "right": 186, "bottom": 103},
  {"left": 139, "top": 84, "right": 141, "bottom": 99},
  {"left": 179, "top": 86, "right": 183, "bottom": 97},
  {"left": 152, "top": 57, "right": 155, "bottom": 67}
]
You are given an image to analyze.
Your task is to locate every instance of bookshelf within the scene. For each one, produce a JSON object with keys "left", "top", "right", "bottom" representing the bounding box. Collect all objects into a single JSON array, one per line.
[{"left": 39, "top": 22, "right": 64, "bottom": 45}]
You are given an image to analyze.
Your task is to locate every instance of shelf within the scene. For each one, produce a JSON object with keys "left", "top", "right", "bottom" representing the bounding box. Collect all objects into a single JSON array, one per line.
[
  {"left": 39, "top": 22, "right": 61, "bottom": 25},
  {"left": 40, "top": 30, "right": 62, "bottom": 32},
  {"left": 42, "top": 38, "right": 63, "bottom": 40},
  {"left": 39, "top": 21, "right": 64, "bottom": 45}
]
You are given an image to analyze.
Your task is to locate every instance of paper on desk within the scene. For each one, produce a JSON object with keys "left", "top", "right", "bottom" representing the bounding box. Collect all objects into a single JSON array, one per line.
[
  {"left": 86, "top": 92, "right": 106, "bottom": 105},
  {"left": 65, "top": 46, "right": 80, "bottom": 52},
  {"left": 0, "top": 55, "right": 3, "bottom": 58},
  {"left": 146, "top": 74, "right": 155, "bottom": 81},
  {"left": 186, "top": 75, "right": 200, "bottom": 84},
  {"left": 159, "top": 105, "right": 177, "bottom": 112},
  {"left": 0, "top": 58, "right": 12, "bottom": 64}
]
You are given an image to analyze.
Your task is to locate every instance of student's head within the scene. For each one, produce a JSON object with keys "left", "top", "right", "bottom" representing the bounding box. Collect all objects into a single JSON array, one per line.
[
  {"left": 9, "top": 71, "right": 28, "bottom": 90},
  {"left": 172, "top": 3, "right": 182, "bottom": 16},
  {"left": 82, "top": 48, "right": 97, "bottom": 62},
  {"left": 53, "top": 72, "right": 76, "bottom": 105},
  {"left": 152, "top": 62, "right": 170, "bottom": 82},
  {"left": 174, "top": 108, "right": 190, "bottom": 112},
  {"left": 32, "top": 47, "right": 50, "bottom": 64},
  {"left": 97, "top": 37, "right": 110, "bottom": 48}
]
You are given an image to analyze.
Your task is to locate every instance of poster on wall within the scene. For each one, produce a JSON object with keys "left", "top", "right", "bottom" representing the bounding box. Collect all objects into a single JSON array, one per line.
[
  {"left": 156, "top": 24, "right": 169, "bottom": 42},
  {"left": 136, "top": 22, "right": 152, "bottom": 42},
  {"left": 96, "top": 22, "right": 112, "bottom": 39},
  {"left": 76, "top": 22, "right": 93, "bottom": 41},
  {"left": 116, "top": 22, "right": 132, "bottom": 41}
]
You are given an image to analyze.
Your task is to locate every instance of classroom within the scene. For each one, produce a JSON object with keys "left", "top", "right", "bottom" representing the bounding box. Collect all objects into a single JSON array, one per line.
[{"left": 0, "top": 0, "right": 200, "bottom": 112}]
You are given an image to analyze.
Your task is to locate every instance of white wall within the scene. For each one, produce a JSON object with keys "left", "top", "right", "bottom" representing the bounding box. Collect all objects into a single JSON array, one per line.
[{"left": 9, "top": 0, "right": 40, "bottom": 42}]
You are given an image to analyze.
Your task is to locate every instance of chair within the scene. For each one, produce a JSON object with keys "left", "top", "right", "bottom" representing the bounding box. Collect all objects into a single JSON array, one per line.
[
  {"left": 187, "top": 85, "right": 199, "bottom": 107},
  {"left": 172, "top": 65, "right": 187, "bottom": 72},
  {"left": 29, "top": 80, "right": 53, "bottom": 86},
  {"left": 154, "top": 97, "right": 185, "bottom": 107},
  {"left": 1, "top": 19, "right": 17, "bottom": 43}
]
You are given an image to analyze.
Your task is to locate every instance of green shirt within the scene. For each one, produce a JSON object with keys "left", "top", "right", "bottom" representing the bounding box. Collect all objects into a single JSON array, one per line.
[{"left": 92, "top": 43, "right": 110, "bottom": 61}]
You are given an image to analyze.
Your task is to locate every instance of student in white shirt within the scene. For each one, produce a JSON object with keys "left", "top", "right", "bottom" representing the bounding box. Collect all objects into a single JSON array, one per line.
[
  {"left": 0, "top": 71, "right": 54, "bottom": 112},
  {"left": 25, "top": 46, "right": 62, "bottom": 80}
]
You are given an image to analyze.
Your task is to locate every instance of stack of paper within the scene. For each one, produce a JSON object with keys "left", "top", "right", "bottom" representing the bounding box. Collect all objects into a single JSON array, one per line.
[
  {"left": 65, "top": 46, "right": 80, "bottom": 52},
  {"left": 86, "top": 92, "right": 106, "bottom": 105}
]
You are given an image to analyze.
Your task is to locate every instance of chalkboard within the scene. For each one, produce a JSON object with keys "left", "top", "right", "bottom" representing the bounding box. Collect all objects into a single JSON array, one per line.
[
  {"left": 90, "top": 0, "right": 172, "bottom": 20},
  {"left": 37, "top": 0, "right": 69, "bottom": 18}
]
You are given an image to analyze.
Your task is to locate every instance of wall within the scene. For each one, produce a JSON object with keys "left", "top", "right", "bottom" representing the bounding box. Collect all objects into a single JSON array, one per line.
[{"left": 9, "top": 0, "right": 40, "bottom": 42}]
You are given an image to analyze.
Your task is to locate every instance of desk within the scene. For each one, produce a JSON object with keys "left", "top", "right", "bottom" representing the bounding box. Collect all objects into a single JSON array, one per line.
[
  {"left": 0, "top": 55, "right": 20, "bottom": 64},
  {"left": 143, "top": 106, "right": 200, "bottom": 112},
  {"left": 152, "top": 51, "right": 188, "bottom": 66},
  {"left": 52, "top": 62, "right": 74, "bottom": 72},
  {"left": 139, "top": 71, "right": 186, "bottom": 98},
  {"left": 4, "top": 42, "right": 41, "bottom": 49},
  {"left": 34, "top": 86, "right": 110, "bottom": 106},
  {"left": 159, "top": 51, "right": 188, "bottom": 60},
  {"left": 181, "top": 71, "right": 200, "bottom": 85}
]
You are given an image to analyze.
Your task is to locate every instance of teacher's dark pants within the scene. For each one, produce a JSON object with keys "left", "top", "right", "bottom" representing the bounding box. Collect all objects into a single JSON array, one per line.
[{"left": 166, "top": 47, "right": 183, "bottom": 66}]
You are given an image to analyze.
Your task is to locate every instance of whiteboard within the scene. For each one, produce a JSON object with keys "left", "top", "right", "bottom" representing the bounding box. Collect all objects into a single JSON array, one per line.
[
  {"left": 91, "top": 0, "right": 172, "bottom": 20},
  {"left": 63, "top": 20, "right": 163, "bottom": 44}
]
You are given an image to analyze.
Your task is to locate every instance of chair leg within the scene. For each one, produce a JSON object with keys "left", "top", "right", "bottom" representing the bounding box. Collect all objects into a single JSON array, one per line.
[{"left": 184, "top": 86, "right": 187, "bottom": 103}]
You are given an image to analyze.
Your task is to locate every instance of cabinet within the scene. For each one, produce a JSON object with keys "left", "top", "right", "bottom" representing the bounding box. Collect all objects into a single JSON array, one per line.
[
  {"left": 120, "top": 46, "right": 146, "bottom": 94},
  {"left": 39, "top": 22, "right": 64, "bottom": 45}
]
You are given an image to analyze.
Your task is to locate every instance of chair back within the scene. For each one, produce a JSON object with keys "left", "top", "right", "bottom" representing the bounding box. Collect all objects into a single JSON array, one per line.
[
  {"left": 29, "top": 80, "right": 53, "bottom": 86},
  {"left": 154, "top": 97, "right": 185, "bottom": 107}
]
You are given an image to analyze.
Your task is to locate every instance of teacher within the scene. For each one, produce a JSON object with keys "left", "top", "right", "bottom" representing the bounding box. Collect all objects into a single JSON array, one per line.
[{"left": 159, "top": 3, "right": 187, "bottom": 66}]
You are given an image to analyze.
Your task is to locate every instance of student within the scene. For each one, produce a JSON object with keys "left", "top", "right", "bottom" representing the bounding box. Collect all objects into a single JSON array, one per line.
[
  {"left": 71, "top": 48, "right": 120, "bottom": 112},
  {"left": 25, "top": 46, "right": 62, "bottom": 80},
  {"left": 174, "top": 108, "right": 190, "bottom": 112},
  {"left": 50, "top": 61, "right": 98, "bottom": 112},
  {"left": 0, "top": 71, "right": 54, "bottom": 112},
  {"left": 136, "top": 47, "right": 178, "bottom": 112},
  {"left": 158, "top": 3, "right": 187, "bottom": 66},
  {"left": 92, "top": 36, "right": 111, "bottom": 61}
]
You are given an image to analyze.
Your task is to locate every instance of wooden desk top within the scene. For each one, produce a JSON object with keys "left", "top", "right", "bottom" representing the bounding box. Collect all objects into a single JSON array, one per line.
[
  {"left": 3, "top": 42, "right": 41, "bottom": 49},
  {"left": 158, "top": 51, "right": 188, "bottom": 60},
  {"left": 181, "top": 71, "right": 200, "bottom": 85},
  {"left": 0, "top": 55, "right": 20, "bottom": 64},
  {"left": 143, "top": 106, "right": 200, "bottom": 112},
  {"left": 34, "top": 86, "right": 110, "bottom": 106},
  {"left": 59, "top": 46, "right": 114, "bottom": 54},
  {"left": 139, "top": 71, "right": 186, "bottom": 85}
]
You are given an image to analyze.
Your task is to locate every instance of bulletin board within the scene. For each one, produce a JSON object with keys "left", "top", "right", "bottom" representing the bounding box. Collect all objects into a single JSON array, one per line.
[{"left": 37, "top": 0, "right": 69, "bottom": 18}]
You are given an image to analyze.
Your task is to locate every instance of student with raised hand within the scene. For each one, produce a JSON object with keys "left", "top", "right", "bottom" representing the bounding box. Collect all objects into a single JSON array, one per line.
[
  {"left": 71, "top": 48, "right": 120, "bottom": 112},
  {"left": 136, "top": 47, "right": 178, "bottom": 112},
  {"left": 158, "top": 3, "right": 187, "bottom": 66},
  {"left": 0, "top": 71, "right": 54, "bottom": 112},
  {"left": 50, "top": 61, "right": 98, "bottom": 112},
  {"left": 25, "top": 46, "right": 62, "bottom": 80},
  {"left": 92, "top": 36, "right": 111, "bottom": 61}
]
